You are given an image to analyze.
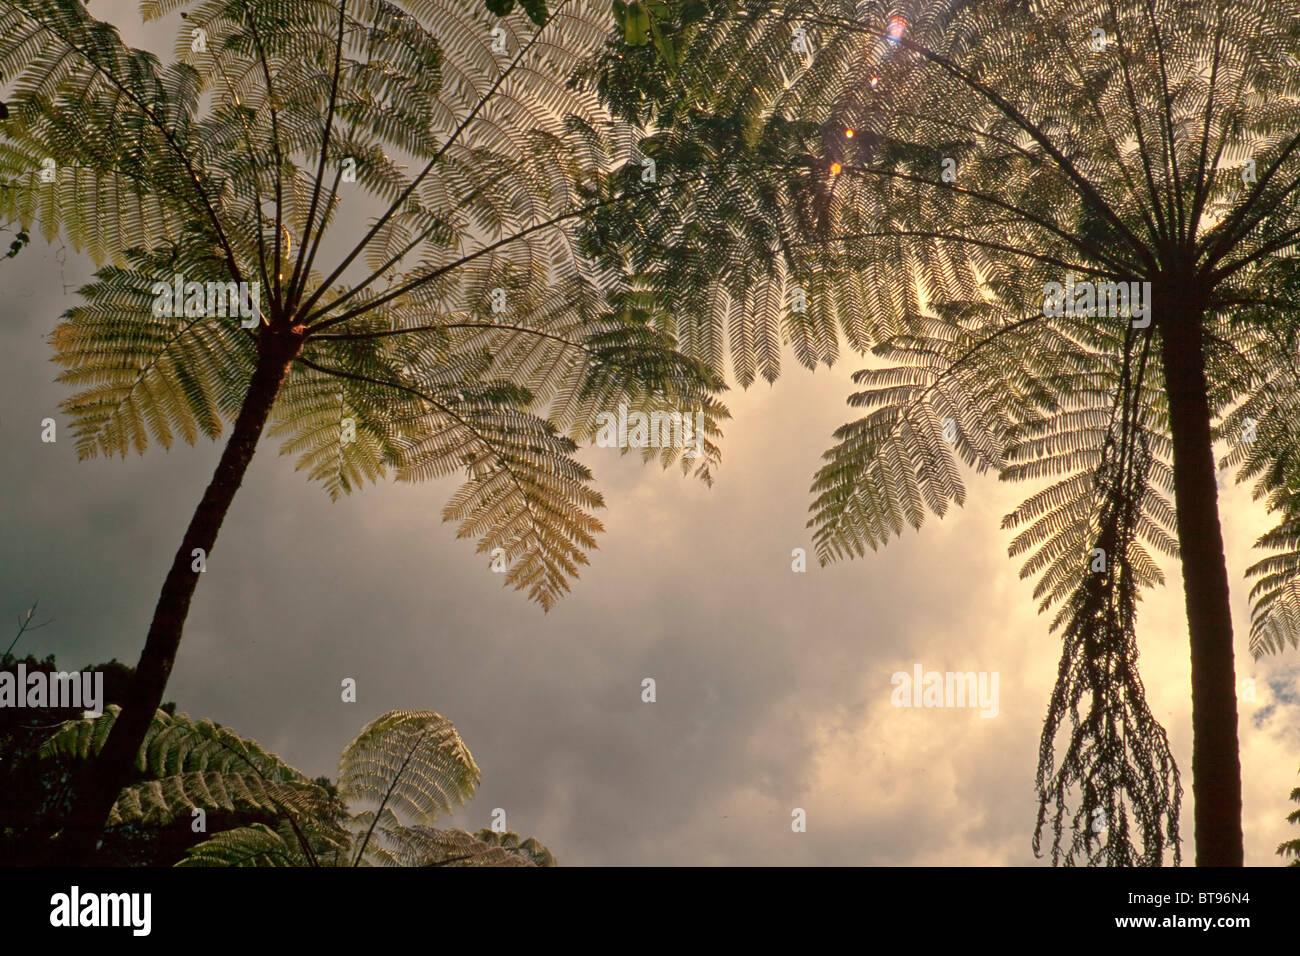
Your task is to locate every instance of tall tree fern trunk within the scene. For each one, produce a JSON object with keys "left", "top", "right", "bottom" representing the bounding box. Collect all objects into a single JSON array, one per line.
[
  {"left": 53, "top": 331, "right": 301, "bottom": 864},
  {"left": 1159, "top": 290, "right": 1244, "bottom": 866}
]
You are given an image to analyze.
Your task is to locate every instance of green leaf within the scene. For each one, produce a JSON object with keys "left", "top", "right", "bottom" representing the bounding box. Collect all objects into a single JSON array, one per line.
[
  {"left": 624, "top": 1, "right": 652, "bottom": 46},
  {"left": 647, "top": 17, "right": 675, "bottom": 72}
]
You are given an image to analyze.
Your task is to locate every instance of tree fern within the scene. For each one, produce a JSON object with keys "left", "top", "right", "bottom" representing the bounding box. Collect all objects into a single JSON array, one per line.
[
  {"left": 40, "top": 706, "right": 555, "bottom": 866},
  {"left": 0, "top": 0, "right": 729, "bottom": 859},
  {"left": 1280, "top": 765, "right": 1300, "bottom": 866},
  {"left": 588, "top": 0, "right": 1300, "bottom": 865}
]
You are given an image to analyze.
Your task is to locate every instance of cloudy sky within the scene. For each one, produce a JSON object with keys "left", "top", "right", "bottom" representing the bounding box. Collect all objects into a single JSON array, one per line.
[{"left": 2, "top": 0, "right": 1298, "bottom": 866}]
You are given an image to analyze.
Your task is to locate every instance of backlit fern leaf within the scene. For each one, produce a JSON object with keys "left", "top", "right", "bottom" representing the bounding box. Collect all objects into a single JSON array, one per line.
[
  {"left": 51, "top": 245, "right": 257, "bottom": 459},
  {"left": 41, "top": 705, "right": 335, "bottom": 829},
  {"left": 109, "top": 771, "right": 331, "bottom": 828},
  {"left": 41, "top": 704, "right": 311, "bottom": 784},
  {"left": 339, "top": 710, "right": 480, "bottom": 864},
  {"left": 377, "top": 825, "right": 555, "bottom": 866},
  {"left": 177, "top": 824, "right": 307, "bottom": 867}
]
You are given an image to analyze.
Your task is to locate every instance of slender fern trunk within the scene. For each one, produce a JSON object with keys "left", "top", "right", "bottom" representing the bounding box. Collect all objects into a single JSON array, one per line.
[
  {"left": 1158, "top": 285, "right": 1244, "bottom": 866},
  {"left": 53, "top": 331, "right": 301, "bottom": 864}
]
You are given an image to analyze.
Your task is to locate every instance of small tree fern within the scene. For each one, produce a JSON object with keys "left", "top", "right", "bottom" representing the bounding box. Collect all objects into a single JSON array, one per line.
[{"left": 42, "top": 706, "right": 556, "bottom": 866}]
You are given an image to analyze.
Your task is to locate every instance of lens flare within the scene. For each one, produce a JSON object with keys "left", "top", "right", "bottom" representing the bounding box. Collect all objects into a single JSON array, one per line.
[
  {"left": 830, "top": 161, "right": 842, "bottom": 175},
  {"left": 887, "top": 16, "right": 907, "bottom": 43},
  {"left": 845, "top": 128, "right": 855, "bottom": 138}
]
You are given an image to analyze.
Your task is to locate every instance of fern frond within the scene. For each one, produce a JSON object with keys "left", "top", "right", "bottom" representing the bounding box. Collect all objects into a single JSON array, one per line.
[
  {"left": 339, "top": 710, "right": 480, "bottom": 842},
  {"left": 41, "top": 704, "right": 313, "bottom": 784},
  {"left": 178, "top": 823, "right": 308, "bottom": 867},
  {"left": 109, "top": 770, "right": 331, "bottom": 828},
  {"left": 377, "top": 824, "right": 554, "bottom": 866}
]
